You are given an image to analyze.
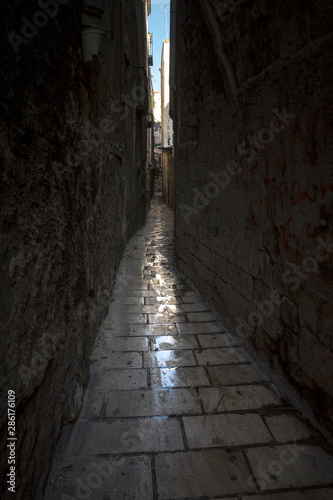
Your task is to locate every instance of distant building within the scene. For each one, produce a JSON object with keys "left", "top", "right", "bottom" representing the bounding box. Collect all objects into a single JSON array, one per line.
[
  {"left": 160, "top": 39, "right": 174, "bottom": 208},
  {"left": 146, "top": 13, "right": 154, "bottom": 199},
  {"left": 153, "top": 90, "right": 162, "bottom": 123},
  {"left": 153, "top": 90, "right": 162, "bottom": 146},
  {"left": 160, "top": 39, "right": 173, "bottom": 148}
]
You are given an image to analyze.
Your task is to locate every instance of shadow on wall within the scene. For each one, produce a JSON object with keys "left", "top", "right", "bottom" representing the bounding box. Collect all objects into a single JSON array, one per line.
[
  {"left": 171, "top": 0, "right": 333, "bottom": 432},
  {"left": 1, "top": 0, "right": 151, "bottom": 498},
  {"left": 162, "top": 148, "right": 175, "bottom": 210}
]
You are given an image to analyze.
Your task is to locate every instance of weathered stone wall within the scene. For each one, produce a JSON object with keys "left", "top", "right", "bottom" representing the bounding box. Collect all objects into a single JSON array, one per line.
[
  {"left": 171, "top": 0, "right": 333, "bottom": 431},
  {"left": 0, "top": 1, "right": 150, "bottom": 498},
  {"left": 162, "top": 149, "right": 175, "bottom": 209}
]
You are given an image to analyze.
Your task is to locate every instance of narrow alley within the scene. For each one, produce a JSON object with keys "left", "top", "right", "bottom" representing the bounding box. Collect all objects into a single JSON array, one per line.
[
  {"left": 1, "top": 1, "right": 333, "bottom": 499},
  {"left": 43, "top": 195, "right": 333, "bottom": 499}
]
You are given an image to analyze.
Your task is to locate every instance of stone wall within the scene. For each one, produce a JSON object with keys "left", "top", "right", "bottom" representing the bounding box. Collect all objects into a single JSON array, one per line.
[
  {"left": 171, "top": 0, "right": 333, "bottom": 431},
  {"left": 0, "top": 1, "right": 150, "bottom": 498},
  {"left": 162, "top": 149, "right": 175, "bottom": 209}
]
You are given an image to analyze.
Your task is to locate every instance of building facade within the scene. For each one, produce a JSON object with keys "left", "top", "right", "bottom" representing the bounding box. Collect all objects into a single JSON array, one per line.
[
  {"left": 170, "top": 0, "right": 333, "bottom": 432},
  {"left": 1, "top": 1, "right": 152, "bottom": 498},
  {"left": 160, "top": 39, "right": 173, "bottom": 148},
  {"left": 160, "top": 39, "right": 174, "bottom": 208}
]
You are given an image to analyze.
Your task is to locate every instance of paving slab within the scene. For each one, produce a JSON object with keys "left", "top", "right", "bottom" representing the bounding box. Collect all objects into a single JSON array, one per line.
[
  {"left": 44, "top": 456, "right": 153, "bottom": 500},
  {"left": 105, "top": 388, "right": 201, "bottom": 417},
  {"left": 198, "top": 332, "right": 241, "bottom": 348},
  {"left": 177, "top": 322, "right": 228, "bottom": 334},
  {"left": 143, "top": 350, "right": 197, "bottom": 368},
  {"left": 92, "top": 351, "right": 143, "bottom": 369},
  {"left": 264, "top": 414, "right": 319, "bottom": 442},
  {"left": 151, "top": 366, "right": 210, "bottom": 388},
  {"left": 104, "top": 324, "right": 174, "bottom": 337},
  {"left": 180, "top": 292, "right": 201, "bottom": 303},
  {"left": 71, "top": 418, "right": 184, "bottom": 455},
  {"left": 126, "top": 313, "right": 148, "bottom": 323},
  {"left": 183, "top": 413, "right": 273, "bottom": 448},
  {"left": 207, "top": 364, "right": 268, "bottom": 385},
  {"left": 125, "top": 285, "right": 149, "bottom": 290},
  {"left": 155, "top": 450, "right": 256, "bottom": 499},
  {"left": 125, "top": 279, "right": 154, "bottom": 286},
  {"left": 145, "top": 296, "right": 179, "bottom": 305},
  {"left": 44, "top": 196, "right": 333, "bottom": 500},
  {"left": 90, "top": 369, "right": 148, "bottom": 391},
  {"left": 125, "top": 304, "right": 167, "bottom": 314},
  {"left": 121, "top": 297, "right": 144, "bottom": 305},
  {"left": 195, "top": 347, "right": 250, "bottom": 365},
  {"left": 79, "top": 391, "right": 104, "bottom": 420},
  {"left": 164, "top": 304, "right": 185, "bottom": 314},
  {"left": 151, "top": 335, "right": 199, "bottom": 350},
  {"left": 148, "top": 312, "right": 187, "bottom": 324},
  {"left": 199, "top": 384, "right": 282, "bottom": 412},
  {"left": 245, "top": 444, "right": 333, "bottom": 491},
  {"left": 103, "top": 336, "right": 148, "bottom": 352},
  {"left": 187, "top": 311, "right": 217, "bottom": 322},
  {"left": 125, "top": 290, "right": 161, "bottom": 297},
  {"left": 178, "top": 302, "right": 210, "bottom": 312}
]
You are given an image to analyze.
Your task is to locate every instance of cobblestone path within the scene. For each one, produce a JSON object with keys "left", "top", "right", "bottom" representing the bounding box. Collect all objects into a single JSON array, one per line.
[{"left": 45, "top": 195, "right": 333, "bottom": 500}]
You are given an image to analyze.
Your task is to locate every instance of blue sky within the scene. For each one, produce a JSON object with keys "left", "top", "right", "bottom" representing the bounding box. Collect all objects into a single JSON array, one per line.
[{"left": 149, "top": 0, "right": 170, "bottom": 93}]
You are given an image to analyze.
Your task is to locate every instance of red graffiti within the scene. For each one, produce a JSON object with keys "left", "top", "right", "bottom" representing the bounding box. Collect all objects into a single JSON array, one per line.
[
  {"left": 266, "top": 177, "right": 332, "bottom": 221},
  {"left": 247, "top": 111, "right": 332, "bottom": 261},
  {"left": 279, "top": 216, "right": 295, "bottom": 250},
  {"left": 249, "top": 199, "right": 263, "bottom": 233},
  {"left": 292, "top": 116, "right": 318, "bottom": 173}
]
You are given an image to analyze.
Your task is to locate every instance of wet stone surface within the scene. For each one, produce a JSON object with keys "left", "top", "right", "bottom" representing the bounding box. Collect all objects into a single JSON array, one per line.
[{"left": 44, "top": 195, "right": 333, "bottom": 500}]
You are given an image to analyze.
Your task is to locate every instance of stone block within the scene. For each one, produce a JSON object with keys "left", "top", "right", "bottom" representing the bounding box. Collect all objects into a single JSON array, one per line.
[
  {"left": 155, "top": 450, "right": 255, "bottom": 499},
  {"left": 195, "top": 347, "right": 250, "bottom": 366},
  {"left": 199, "top": 384, "right": 281, "bottom": 412},
  {"left": 105, "top": 388, "right": 201, "bottom": 417},
  {"left": 183, "top": 414, "right": 273, "bottom": 448},
  {"left": 265, "top": 414, "right": 318, "bottom": 443},
  {"left": 245, "top": 444, "right": 333, "bottom": 491},
  {"left": 151, "top": 367, "right": 210, "bottom": 388},
  {"left": 143, "top": 350, "right": 197, "bottom": 368},
  {"left": 71, "top": 419, "right": 184, "bottom": 455},
  {"left": 207, "top": 364, "right": 268, "bottom": 386}
]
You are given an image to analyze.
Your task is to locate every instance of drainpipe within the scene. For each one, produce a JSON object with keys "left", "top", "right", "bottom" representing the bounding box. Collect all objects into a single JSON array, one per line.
[{"left": 81, "top": 0, "right": 106, "bottom": 63}]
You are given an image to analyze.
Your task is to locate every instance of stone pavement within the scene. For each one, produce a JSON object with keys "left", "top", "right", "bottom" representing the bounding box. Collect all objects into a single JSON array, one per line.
[{"left": 44, "top": 195, "right": 333, "bottom": 500}]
